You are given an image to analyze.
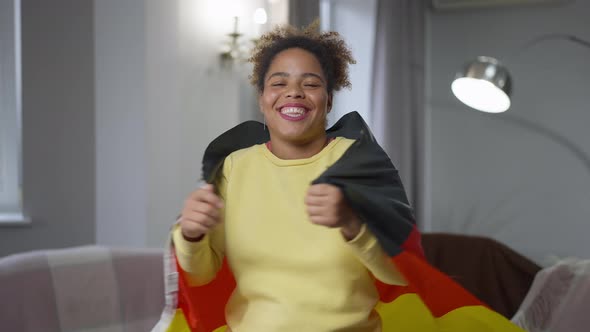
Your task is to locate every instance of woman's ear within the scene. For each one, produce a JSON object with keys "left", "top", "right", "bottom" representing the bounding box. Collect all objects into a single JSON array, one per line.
[{"left": 327, "top": 94, "right": 333, "bottom": 113}]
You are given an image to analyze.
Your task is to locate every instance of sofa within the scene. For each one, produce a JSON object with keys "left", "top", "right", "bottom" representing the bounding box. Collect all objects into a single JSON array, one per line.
[
  {"left": 0, "top": 246, "right": 165, "bottom": 332},
  {"left": 0, "top": 234, "right": 563, "bottom": 332}
]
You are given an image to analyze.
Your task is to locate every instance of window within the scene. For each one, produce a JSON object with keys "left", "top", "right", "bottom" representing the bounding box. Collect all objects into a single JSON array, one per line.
[{"left": 0, "top": 0, "right": 27, "bottom": 224}]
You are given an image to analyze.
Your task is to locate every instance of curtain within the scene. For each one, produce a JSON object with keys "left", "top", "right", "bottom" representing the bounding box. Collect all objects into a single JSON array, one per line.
[{"left": 371, "top": 0, "right": 428, "bottom": 228}]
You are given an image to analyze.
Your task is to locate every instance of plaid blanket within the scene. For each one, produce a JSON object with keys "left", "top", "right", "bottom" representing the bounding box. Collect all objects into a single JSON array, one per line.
[
  {"left": 512, "top": 258, "right": 590, "bottom": 331},
  {"left": 0, "top": 246, "right": 165, "bottom": 332}
]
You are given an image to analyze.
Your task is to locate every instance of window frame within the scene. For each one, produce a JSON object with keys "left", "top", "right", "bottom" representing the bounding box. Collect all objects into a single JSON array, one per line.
[{"left": 0, "top": 0, "right": 29, "bottom": 225}]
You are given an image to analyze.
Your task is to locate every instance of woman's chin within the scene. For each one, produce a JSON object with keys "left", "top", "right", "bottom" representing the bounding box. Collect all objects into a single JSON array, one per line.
[{"left": 275, "top": 130, "right": 326, "bottom": 146}]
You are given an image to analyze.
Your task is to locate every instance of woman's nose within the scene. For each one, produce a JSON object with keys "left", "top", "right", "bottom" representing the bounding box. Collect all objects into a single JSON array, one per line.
[{"left": 285, "top": 85, "right": 304, "bottom": 98}]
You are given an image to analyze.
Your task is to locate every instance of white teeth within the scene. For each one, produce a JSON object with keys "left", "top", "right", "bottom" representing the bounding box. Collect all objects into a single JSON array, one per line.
[{"left": 280, "top": 107, "right": 306, "bottom": 117}]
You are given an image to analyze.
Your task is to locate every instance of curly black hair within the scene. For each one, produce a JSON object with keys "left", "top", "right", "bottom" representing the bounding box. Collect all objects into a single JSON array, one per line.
[{"left": 248, "top": 20, "right": 356, "bottom": 95}]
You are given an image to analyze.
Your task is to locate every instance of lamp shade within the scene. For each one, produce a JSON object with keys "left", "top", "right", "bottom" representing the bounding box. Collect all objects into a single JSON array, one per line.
[{"left": 451, "top": 56, "right": 512, "bottom": 113}]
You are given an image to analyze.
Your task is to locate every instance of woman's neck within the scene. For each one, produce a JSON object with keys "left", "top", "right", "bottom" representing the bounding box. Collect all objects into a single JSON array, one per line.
[{"left": 267, "top": 135, "right": 330, "bottom": 160}]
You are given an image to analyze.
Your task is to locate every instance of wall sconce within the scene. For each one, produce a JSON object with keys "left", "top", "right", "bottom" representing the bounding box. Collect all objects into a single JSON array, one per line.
[
  {"left": 451, "top": 34, "right": 590, "bottom": 113},
  {"left": 220, "top": 16, "right": 247, "bottom": 68},
  {"left": 253, "top": 7, "right": 268, "bottom": 27},
  {"left": 220, "top": 8, "right": 268, "bottom": 69}
]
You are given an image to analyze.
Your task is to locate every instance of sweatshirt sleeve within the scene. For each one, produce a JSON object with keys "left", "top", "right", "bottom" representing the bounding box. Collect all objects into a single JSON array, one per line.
[
  {"left": 172, "top": 155, "right": 231, "bottom": 286},
  {"left": 172, "top": 223, "right": 225, "bottom": 286},
  {"left": 346, "top": 224, "right": 408, "bottom": 286}
]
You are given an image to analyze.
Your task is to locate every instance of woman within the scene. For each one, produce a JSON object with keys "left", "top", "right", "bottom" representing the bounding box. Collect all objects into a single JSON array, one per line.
[
  {"left": 165, "top": 22, "right": 524, "bottom": 332},
  {"left": 175, "top": 23, "right": 406, "bottom": 332}
]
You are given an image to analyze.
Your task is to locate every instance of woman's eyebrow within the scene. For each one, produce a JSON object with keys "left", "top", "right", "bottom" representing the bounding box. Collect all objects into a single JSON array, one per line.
[
  {"left": 302, "top": 73, "right": 325, "bottom": 82},
  {"left": 266, "top": 72, "right": 289, "bottom": 81},
  {"left": 266, "top": 72, "right": 325, "bottom": 82}
]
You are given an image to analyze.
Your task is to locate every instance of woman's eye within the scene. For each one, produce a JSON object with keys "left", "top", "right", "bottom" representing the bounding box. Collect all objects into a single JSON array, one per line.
[
  {"left": 271, "top": 82, "right": 286, "bottom": 87},
  {"left": 304, "top": 83, "right": 321, "bottom": 88}
]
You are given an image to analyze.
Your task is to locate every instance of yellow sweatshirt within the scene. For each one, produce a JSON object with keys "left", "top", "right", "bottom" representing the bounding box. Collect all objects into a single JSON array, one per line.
[{"left": 173, "top": 137, "right": 406, "bottom": 332}]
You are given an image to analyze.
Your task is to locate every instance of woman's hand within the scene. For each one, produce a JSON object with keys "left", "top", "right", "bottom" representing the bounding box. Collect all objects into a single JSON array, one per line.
[
  {"left": 305, "top": 184, "right": 362, "bottom": 241},
  {"left": 178, "top": 184, "right": 224, "bottom": 241}
]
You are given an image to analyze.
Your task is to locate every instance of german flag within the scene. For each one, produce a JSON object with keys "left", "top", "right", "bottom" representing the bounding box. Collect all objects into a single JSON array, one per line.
[{"left": 152, "top": 112, "right": 524, "bottom": 332}]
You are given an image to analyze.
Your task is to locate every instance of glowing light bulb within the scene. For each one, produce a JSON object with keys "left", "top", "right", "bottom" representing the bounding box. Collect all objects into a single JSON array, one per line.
[{"left": 253, "top": 8, "right": 267, "bottom": 25}]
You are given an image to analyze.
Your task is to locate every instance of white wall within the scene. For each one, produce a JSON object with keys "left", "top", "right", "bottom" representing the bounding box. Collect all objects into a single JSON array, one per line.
[
  {"left": 427, "top": 1, "right": 590, "bottom": 265},
  {"left": 95, "top": 0, "right": 263, "bottom": 248},
  {"left": 321, "top": 0, "right": 377, "bottom": 126}
]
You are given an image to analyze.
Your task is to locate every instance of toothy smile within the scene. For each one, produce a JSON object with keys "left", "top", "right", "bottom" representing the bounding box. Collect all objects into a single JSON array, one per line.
[
  {"left": 277, "top": 104, "right": 311, "bottom": 121},
  {"left": 280, "top": 107, "right": 308, "bottom": 117}
]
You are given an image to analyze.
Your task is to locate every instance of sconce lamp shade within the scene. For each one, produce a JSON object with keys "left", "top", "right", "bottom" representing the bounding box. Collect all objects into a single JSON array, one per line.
[
  {"left": 451, "top": 56, "right": 512, "bottom": 113},
  {"left": 253, "top": 8, "right": 268, "bottom": 24}
]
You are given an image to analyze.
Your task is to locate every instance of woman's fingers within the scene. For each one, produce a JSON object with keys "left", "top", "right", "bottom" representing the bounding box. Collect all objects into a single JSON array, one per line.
[
  {"left": 189, "top": 184, "right": 224, "bottom": 209},
  {"left": 179, "top": 218, "right": 210, "bottom": 239},
  {"left": 182, "top": 210, "right": 219, "bottom": 228},
  {"left": 179, "top": 185, "right": 224, "bottom": 239},
  {"left": 185, "top": 200, "right": 221, "bottom": 219}
]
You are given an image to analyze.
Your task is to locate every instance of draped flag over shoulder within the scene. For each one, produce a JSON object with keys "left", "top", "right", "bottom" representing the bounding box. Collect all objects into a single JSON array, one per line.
[{"left": 152, "top": 112, "right": 525, "bottom": 332}]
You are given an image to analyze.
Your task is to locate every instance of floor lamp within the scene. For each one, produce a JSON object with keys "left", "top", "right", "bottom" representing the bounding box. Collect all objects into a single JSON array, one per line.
[{"left": 451, "top": 34, "right": 590, "bottom": 113}]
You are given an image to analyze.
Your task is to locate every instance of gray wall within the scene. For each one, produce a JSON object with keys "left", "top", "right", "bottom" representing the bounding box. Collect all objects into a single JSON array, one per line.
[
  {"left": 1, "top": 0, "right": 257, "bottom": 256},
  {"left": 94, "top": 0, "right": 148, "bottom": 247},
  {"left": 5, "top": 1, "right": 588, "bottom": 264},
  {"left": 0, "top": 0, "right": 96, "bottom": 256},
  {"left": 95, "top": 0, "right": 245, "bottom": 249},
  {"left": 323, "top": 0, "right": 377, "bottom": 126},
  {"left": 427, "top": 1, "right": 590, "bottom": 265}
]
